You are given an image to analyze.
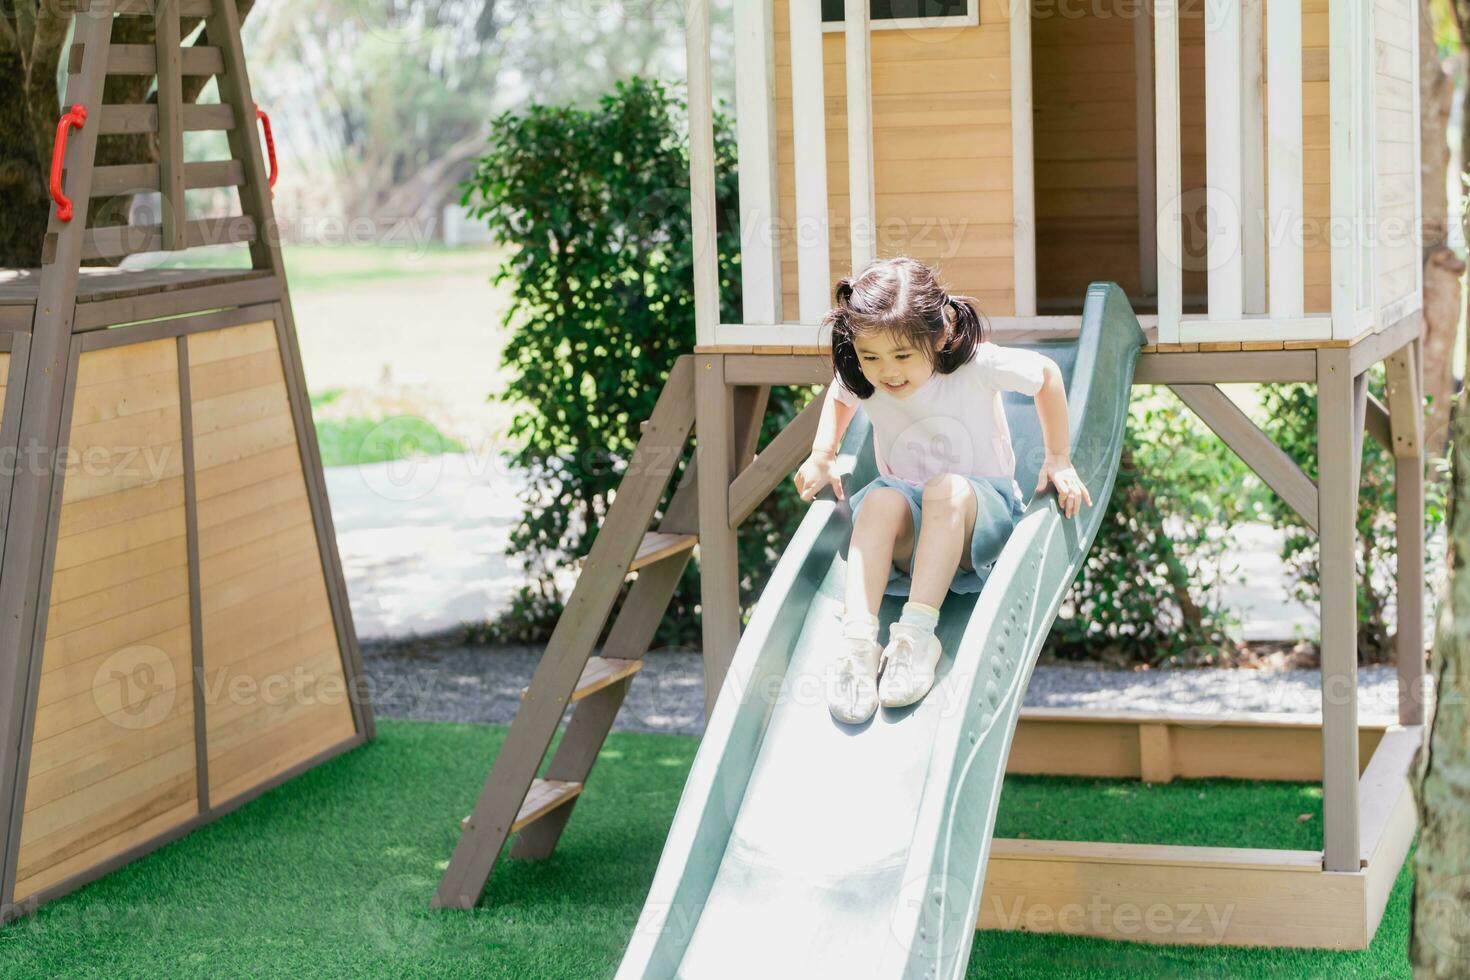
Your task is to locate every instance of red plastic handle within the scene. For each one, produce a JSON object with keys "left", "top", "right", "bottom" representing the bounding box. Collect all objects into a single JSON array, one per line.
[
  {"left": 50, "top": 104, "right": 88, "bottom": 222},
  {"left": 254, "top": 104, "right": 278, "bottom": 190}
]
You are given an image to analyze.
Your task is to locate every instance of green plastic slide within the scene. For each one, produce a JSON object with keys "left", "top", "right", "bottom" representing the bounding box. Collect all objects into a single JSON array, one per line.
[{"left": 616, "top": 282, "right": 1146, "bottom": 979}]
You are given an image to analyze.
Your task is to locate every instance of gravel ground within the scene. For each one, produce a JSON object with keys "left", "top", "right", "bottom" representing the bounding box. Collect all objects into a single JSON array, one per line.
[{"left": 361, "top": 641, "right": 1406, "bottom": 737}]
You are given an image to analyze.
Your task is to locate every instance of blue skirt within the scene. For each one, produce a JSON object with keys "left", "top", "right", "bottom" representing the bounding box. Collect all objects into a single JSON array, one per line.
[{"left": 843, "top": 474, "right": 1026, "bottom": 596}]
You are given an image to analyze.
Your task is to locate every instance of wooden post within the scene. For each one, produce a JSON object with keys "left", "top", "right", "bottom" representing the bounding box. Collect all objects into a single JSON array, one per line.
[
  {"left": 1317, "top": 347, "right": 1362, "bottom": 872},
  {"left": 696, "top": 355, "right": 740, "bottom": 722},
  {"left": 1386, "top": 340, "right": 1426, "bottom": 725},
  {"left": 1154, "top": 0, "right": 1183, "bottom": 342}
]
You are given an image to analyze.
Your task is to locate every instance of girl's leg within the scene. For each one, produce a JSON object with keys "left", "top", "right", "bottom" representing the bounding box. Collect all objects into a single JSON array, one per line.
[
  {"left": 845, "top": 487, "right": 914, "bottom": 617},
  {"left": 908, "top": 473, "right": 979, "bottom": 608}
]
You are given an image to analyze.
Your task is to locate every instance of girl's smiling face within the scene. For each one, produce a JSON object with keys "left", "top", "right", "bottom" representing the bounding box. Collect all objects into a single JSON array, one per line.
[{"left": 854, "top": 330, "right": 939, "bottom": 399}]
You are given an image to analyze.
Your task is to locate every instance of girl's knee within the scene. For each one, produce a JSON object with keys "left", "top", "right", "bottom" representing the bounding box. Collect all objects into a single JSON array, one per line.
[
  {"left": 920, "top": 474, "right": 976, "bottom": 516},
  {"left": 855, "top": 487, "right": 909, "bottom": 522}
]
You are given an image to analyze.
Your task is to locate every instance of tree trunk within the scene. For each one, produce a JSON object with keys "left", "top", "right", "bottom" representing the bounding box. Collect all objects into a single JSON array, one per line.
[
  {"left": 1422, "top": 0, "right": 1459, "bottom": 461},
  {"left": 0, "top": 44, "right": 50, "bottom": 268},
  {"left": 1411, "top": 379, "right": 1470, "bottom": 973}
]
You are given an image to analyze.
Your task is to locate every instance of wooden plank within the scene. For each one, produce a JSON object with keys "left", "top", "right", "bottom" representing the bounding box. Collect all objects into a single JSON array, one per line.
[
  {"left": 980, "top": 838, "right": 1368, "bottom": 948},
  {"left": 70, "top": 43, "right": 223, "bottom": 76},
  {"left": 96, "top": 103, "right": 235, "bottom": 136},
  {"left": 843, "top": 0, "right": 877, "bottom": 270},
  {"left": 460, "top": 778, "right": 583, "bottom": 836},
  {"left": 1317, "top": 347, "right": 1362, "bottom": 871},
  {"left": 80, "top": 216, "right": 256, "bottom": 262},
  {"left": 1268, "top": 0, "right": 1306, "bottom": 318},
  {"left": 114, "top": 0, "right": 212, "bottom": 15},
  {"left": 517, "top": 657, "right": 643, "bottom": 704},
  {"left": 1358, "top": 725, "right": 1421, "bottom": 864},
  {"left": 0, "top": 4, "right": 114, "bottom": 905},
  {"left": 1386, "top": 342, "right": 1425, "bottom": 724},
  {"left": 696, "top": 355, "right": 740, "bottom": 720},
  {"left": 1205, "top": 0, "right": 1243, "bottom": 320},
  {"left": 1154, "top": 0, "right": 1183, "bottom": 341},
  {"left": 686, "top": 0, "right": 720, "bottom": 345},
  {"left": 1011, "top": 0, "right": 1035, "bottom": 315},
  {"left": 1138, "top": 723, "right": 1174, "bottom": 783},
  {"left": 734, "top": 0, "right": 783, "bottom": 325},
  {"left": 788, "top": 0, "right": 832, "bottom": 324},
  {"left": 178, "top": 334, "right": 209, "bottom": 810},
  {"left": 75, "top": 276, "right": 280, "bottom": 332},
  {"left": 729, "top": 388, "right": 824, "bottom": 526},
  {"left": 90, "top": 159, "right": 245, "bottom": 198},
  {"left": 154, "top": 0, "right": 186, "bottom": 249}
]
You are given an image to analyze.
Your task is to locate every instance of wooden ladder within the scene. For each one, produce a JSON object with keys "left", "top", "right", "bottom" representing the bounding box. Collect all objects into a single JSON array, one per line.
[{"left": 432, "top": 362, "right": 787, "bottom": 909}]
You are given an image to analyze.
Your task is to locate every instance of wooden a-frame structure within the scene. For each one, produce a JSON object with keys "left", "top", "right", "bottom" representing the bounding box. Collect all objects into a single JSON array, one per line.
[{"left": 0, "top": 0, "right": 373, "bottom": 916}]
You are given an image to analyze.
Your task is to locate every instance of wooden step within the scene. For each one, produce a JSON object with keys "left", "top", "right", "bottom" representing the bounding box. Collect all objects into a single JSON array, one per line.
[
  {"left": 576, "top": 530, "right": 697, "bottom": 576},
  {"left": 519, "top": 656, "right": 643, "bottom": 703},
  {"left": 629, "top": 531, "right": 697, "bottom": 572},
  {"left": 461, "top": 778, "right": 583, "bottom": 833}
]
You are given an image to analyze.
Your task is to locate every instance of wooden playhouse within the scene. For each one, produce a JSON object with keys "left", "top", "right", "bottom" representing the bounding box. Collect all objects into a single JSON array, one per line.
[
  {"left": 439, "top": 0, "right": 1427, "bottom": 953},
  {"left": 0, "top": 0, "right": 372, "bottom": 914}
]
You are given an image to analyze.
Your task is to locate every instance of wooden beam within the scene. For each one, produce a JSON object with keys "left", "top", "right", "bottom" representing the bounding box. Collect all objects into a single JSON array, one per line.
[
  {"left": 733, "top": 0, "right": 781, "bottom": 325},
  {"left": 789, "top": 0, "right": 832, "bottom": 323},
  {"left": 1154, "top": 0, "right": 1183, "bottom": 342},
  {"left": 1317, "top": 348, "right": 1361, "bottom": 872},
  {"left": 1386, "top": 343, "right": 1426, "bottom": 725},
  {"left": 1267, "top": 0, "right": 1304, "bottom": 318},
  {"left": 1241, "top": 0, "right": 1266, "bottom": 314},
  {"left": 1011, "top": 0, "right": 1035, "bottom": 316},
  {"left": 154, "top": 0, "right": 186, "bottom": 249},
  {"left": 729, "top": 391, "right": 825, "bottom": 526},
  {"left": 843, "top": 0, "right": 876, "bottom": 271},
  {"left": 696, "top": 354, "right": 741, "bottom": 720},
  {"left": 1204, "top": 0, "right": 1244, "bottom": 322},
  {"left": 685, "top": 0, "right": 719, "bottom": 345},
  {"left": 1169, "top": 384, "right": 1318, "bottom": 532}
]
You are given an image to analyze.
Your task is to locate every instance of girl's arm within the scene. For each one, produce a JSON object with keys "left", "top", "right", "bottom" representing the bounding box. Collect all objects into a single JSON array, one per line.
[
  {"left": 794, "top": 384, "right": 857, "bottom": 502},
  {"left": 1032, "top": 361, "right": 1093, "bottom": 519},
  {"left": 812, "top": 383, "right": 857, "bottom": 459}
]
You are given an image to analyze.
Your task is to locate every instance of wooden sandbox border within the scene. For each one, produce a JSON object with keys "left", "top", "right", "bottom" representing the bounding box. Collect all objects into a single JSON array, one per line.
[{"left": 980, "top": 709, "right": 1420, "bottom": 949}]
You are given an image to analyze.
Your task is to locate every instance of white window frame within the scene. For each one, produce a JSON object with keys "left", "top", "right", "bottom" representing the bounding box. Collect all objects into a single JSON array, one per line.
[{"left": 820, "top": 0, "right": 977, "bottom": 32}]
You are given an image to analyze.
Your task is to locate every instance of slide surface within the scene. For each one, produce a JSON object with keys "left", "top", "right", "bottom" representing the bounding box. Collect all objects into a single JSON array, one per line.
[{"left": 616, "top": 283, "right": 1145, "bottom": 979}]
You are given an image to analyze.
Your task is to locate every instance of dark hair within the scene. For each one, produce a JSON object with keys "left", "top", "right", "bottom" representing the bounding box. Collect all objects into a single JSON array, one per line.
[{"left": 824, "top": 256, "right": 990, "bottom": 399}]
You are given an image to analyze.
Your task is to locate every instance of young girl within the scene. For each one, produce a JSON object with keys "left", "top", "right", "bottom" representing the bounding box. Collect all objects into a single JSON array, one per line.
[{"left": 793, "top": 257, "right": 1092, "bottom": 725}]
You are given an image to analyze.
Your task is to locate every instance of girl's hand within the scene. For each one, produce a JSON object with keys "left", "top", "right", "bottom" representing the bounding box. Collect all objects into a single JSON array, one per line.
[
  {"left": 794, "top": 450, "right": 844, "bottom": 502},
  {"left": 1035, "top": 453, "right": 1091, "bottom": 519}
]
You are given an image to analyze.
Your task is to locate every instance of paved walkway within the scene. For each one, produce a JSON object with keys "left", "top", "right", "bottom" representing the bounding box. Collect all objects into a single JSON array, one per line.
[
  {"left": 327, "top": 452, "right": 1328, "bottom": 644},
  {"left": 361, "top": 644, "right": 1406, "bottom": 736}
]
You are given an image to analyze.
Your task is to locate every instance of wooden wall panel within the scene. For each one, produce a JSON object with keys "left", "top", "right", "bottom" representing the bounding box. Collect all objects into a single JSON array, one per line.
[
  {"left": 187, "top": 320, "right": 355, "bottom": 806},
  {"left": 773, "top": 0, "right": 1016, "bottom": 317},
  {"left": 1374, "top": 0, "right": 1418, "bottom": 309},
  {"left": 16, "top": 339, "right": 197, "bottom": 901}
]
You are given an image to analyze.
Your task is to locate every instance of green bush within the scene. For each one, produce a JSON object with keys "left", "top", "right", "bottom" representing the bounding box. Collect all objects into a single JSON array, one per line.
[
  {"left": 1257, "top": 371, "right": 1446, "bottom": 663},
  {"left": 463, "top": 76, "right": 807, "bottom": 648},
  {"left": 1046, "top": 386, "right": 1251, "bottom": 666}
]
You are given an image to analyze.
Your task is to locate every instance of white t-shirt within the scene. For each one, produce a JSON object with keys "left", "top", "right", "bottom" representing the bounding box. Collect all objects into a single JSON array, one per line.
[{"left": 829, "top": 342, "right": 1053, "bottom": 503}]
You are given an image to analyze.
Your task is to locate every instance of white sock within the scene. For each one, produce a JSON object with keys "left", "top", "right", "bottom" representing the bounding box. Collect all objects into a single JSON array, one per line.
[
  {"left": 841, "top": 609, "right": 879, "bottom": 641},
  {"left": 898, "top": 600, "right": 940, "bottom": 635}
]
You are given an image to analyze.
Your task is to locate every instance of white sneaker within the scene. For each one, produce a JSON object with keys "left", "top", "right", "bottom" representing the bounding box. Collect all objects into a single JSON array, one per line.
[
  {"left": 825, "top": 632, "right": 882, "bottom": 724},
  {"left": 878, "top": 622, "right": 944, "bottom": 708}
]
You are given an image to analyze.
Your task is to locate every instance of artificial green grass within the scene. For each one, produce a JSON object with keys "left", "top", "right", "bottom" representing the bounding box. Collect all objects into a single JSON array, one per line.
[{"left": 0, "top": 719, "right": 1412, "bottom": 978}]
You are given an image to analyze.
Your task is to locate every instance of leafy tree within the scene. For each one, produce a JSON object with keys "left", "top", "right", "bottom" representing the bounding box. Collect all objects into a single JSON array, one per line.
[
  {"left": 464, "top": 76, "right": 806, "bottom": 648},
  {"left": 1047, "top": 387, "right": 1250, "bottom": 666}
]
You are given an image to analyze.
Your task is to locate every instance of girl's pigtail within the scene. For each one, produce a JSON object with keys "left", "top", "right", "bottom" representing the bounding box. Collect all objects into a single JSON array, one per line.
[
  {"left": 942, "top": 294, "right": 987, "bottom": 368},
  {"left": 826, "top": 278, "right": 873, "bottom": 399}
]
